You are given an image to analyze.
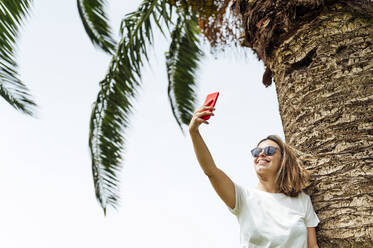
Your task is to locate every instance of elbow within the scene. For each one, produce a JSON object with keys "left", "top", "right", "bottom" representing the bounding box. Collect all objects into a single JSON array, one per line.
[
  {"left": 204, "top": 169, "right": 214, "bottom": 178},
  {"left": 204, "top": 167, "right": 219, "bottom": 178}
]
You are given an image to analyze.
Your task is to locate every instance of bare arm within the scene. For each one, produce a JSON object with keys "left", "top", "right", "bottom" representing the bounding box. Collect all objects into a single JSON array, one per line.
[
  {"left": 189, "top": 102, "right": 236, "bottom": 209},
  {"left": 307, "top": 227, "right": 319, "bottom": 248}
]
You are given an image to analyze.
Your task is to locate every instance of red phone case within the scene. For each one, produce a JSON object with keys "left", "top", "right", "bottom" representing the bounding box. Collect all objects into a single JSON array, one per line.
[{"left": 202, "top": 92, "right": 219, "bottom": 120}]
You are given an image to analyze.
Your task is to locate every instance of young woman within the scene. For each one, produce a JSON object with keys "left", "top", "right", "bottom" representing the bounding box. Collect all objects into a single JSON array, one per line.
[{"left": 189, "top": 101, "right": 320, "bottom": 248}]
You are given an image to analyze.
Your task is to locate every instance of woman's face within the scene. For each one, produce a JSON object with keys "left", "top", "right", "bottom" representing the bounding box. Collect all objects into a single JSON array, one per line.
[{"left": 253, "top": 139, "right": 282, "bottom": 177}]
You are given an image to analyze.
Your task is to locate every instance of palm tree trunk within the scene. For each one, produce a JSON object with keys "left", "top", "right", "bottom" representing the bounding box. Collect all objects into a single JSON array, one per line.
[{"left": 239, "top": 1, "right": 373, "bottom": 247}]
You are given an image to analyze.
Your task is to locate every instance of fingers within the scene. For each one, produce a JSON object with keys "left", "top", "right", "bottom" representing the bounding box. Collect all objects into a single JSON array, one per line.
[
  {"left": 197, "top": 111, "right": 214, "bottom": 118},
  {"left": 190, "top": 101, "right": 216, "bottom": 130},
  {"left": 190, "top": 116, "right": 205, "bottom": 124},
  {"left": 195, "top": 117, "right": 209, "bottom": 125},
  {"left": 194, "top": 105, "right": 215, "bottom": 114}
]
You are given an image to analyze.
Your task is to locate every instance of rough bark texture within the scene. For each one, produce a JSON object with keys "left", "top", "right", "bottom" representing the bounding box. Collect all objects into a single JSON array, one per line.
[{"left": 239, "top": 1, "right": 373, "bottom": 247}]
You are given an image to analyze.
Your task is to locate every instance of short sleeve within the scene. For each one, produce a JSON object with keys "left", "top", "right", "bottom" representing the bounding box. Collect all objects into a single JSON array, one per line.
[
  {"left": 305, "top": 194, "right": 320, "bottom": 227},
  {"left": 227, "top": 181, "right": 245, "bottom": 216}
]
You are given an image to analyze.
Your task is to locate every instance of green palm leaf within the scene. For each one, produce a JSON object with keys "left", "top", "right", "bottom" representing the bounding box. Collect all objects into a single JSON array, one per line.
[
  {"left": 0, "top": 0, "right": 37, "bottom": 115},
  {"left": 89, "top": 0, "right": 173, "bottom": 215},
  {"left": 166, "top": 13, "right": 203, "bottom": 133},
  {"left": 77, "top": 0, "right": 116, "bottom": 54}
]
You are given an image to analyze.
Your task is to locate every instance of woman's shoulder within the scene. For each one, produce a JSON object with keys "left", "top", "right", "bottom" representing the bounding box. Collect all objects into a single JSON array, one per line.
[
  {"left": 233, "top": 184, "right": 260, "bottom": 198},
  {"left": 291, "top": 190, "right": 310, "bottom": 202},
  {"left": 296, "top": 190, "right": 313, "bottom": 211},
  {"left": 299, "top": 189, "right": 314, "bottom": 200}
]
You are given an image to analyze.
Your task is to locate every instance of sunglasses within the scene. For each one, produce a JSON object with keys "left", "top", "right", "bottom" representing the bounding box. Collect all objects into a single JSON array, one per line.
[{"left": 250, "top": 146, "right": 279, "bottom": 158}]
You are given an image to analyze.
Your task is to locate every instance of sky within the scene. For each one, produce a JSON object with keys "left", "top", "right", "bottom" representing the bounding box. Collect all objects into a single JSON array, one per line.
[{"left": 0, "top": 1, "right": 284, "bottom": 247}]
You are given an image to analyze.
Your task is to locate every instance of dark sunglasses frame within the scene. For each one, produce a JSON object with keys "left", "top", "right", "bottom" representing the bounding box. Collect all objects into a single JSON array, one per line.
[{"left": 250, "top": 146, "right": 279, "bottom": 158}]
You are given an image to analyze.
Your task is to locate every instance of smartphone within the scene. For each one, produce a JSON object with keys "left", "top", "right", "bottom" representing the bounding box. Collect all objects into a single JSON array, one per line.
[{"left": 202, "top": 92, "right": 219, "bottom": 120}]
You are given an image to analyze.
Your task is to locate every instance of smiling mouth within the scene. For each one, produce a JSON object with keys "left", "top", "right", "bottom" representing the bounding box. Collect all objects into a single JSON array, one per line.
[{"left": 257, "top": 159, "right": 270, "bottom": 164}]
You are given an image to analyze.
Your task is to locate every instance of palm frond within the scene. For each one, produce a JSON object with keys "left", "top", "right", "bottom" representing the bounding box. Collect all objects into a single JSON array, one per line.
[
  {"left": 0, "top": 0, "right": 37, "bottom": 115},
  {"left": 166, "top": 13, "right": 203, "bottom": 134},
  {"left": 77, "top": 0, "right": 116, "bottom": 54},
  {"left": 89, "top": 0, "right": 173, "bottom": 215}
]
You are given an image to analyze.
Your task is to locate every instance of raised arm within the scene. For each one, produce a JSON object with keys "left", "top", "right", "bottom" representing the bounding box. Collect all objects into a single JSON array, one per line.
[{"left": 188, "top": 101, "right": 236, "bottom": 209}]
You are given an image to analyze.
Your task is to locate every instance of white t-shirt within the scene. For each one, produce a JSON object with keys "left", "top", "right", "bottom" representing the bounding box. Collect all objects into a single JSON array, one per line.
[{"left": 227, "top": 182, "right": 320, "bottom": 248}]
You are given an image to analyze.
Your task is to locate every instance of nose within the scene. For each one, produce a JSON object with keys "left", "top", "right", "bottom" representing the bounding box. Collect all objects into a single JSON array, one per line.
[
  {"left": 255, "top": 150, "right": 267, "bottom": 162},
  {"left": 258, "top": 149, "right": 266, "bottom": 157}
]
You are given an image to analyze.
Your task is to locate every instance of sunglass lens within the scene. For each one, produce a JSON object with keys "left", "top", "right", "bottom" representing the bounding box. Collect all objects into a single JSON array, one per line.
[
  {"left": 265, "top": 146, "right": 276, "bottom": 156},
  {"left": 251, "top": 147, "right": 262, "bottom": 157}
]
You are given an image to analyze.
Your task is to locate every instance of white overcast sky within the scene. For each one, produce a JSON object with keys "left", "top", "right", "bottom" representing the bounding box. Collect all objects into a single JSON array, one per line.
[{"left": 0, "top": 0, "right": 284, "bottom": 247}]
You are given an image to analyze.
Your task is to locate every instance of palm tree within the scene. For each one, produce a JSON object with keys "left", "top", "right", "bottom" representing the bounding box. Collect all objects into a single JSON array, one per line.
[
  {"left": 1, "top": 0, "right": 204, "bottom": 215},
  {"left": 2, "top": 1, "right": 372, "bottom": 246},
  {"left": 0, "top": 0, "right": 37, "bottom": 115},
  {"left": 85, "top": 1, "right": 205, "bottom": 216},
  {"left": 235, "top": 0, "right": 373, "bottom": 247}
]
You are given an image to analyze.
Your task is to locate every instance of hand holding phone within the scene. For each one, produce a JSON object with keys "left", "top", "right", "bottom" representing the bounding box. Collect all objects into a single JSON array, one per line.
[{"left": 202, "top": 92, "right": 219, "bottom": 120}]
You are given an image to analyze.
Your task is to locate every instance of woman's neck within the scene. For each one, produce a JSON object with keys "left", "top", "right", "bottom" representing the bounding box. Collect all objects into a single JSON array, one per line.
[{"left": 256, "top": 180, "right": 280, "bottom": 193}]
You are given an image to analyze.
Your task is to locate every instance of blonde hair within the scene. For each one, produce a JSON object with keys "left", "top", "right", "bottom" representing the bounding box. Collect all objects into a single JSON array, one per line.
[{"left": 257, "top": 135, "right": 313, "bottom": 197}]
